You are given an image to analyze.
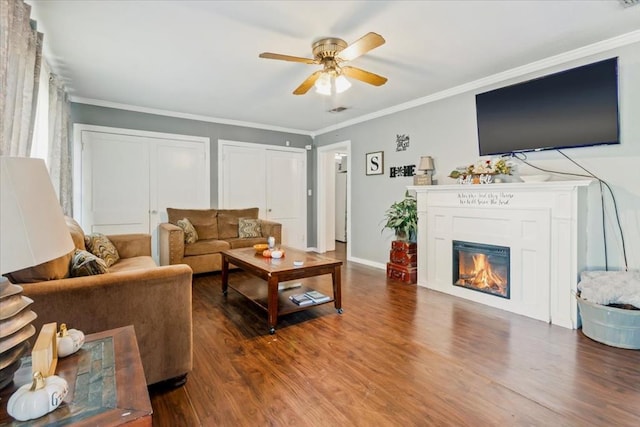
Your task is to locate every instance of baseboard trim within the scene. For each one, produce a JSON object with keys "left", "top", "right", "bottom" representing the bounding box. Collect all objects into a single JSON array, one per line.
[{"left": 346, "top": 256, "right": 386, "bottom": 270}]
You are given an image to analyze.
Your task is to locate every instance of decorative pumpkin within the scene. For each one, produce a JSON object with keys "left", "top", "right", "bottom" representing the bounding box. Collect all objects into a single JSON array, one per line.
[
  {"left": 262, "top": 249, "right": 271, "bottom": 258},
  {"left": 56, "top": 323, "right": 85, "bottom": 358},
  {"left": 7, "top": 371, "right": 68, "bottom": 421}
]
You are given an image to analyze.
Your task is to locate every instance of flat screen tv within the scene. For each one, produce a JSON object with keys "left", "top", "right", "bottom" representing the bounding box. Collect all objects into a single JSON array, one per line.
[{"left": 476, "top": 57, "right": 619, "bottom": 156}]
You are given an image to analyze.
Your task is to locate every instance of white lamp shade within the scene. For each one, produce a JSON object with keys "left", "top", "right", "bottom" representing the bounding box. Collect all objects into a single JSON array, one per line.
[
  {"left": 0, "top": 157, "right": 74, "bottom": 274},
  {"left": 314, "top": 73, "right": 332, "bottom": 95},
  {"left": 334, "top": 75, "right": 351, "bottom": 94},
  {"left": 418, "top": 156, "right": 435, "bottom": 171},
  {"left": 314, "top": 72, "right": 352, "bottom": 95}
]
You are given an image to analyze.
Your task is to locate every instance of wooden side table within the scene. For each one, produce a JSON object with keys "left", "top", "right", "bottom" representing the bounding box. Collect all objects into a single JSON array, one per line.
[
  {"left": 386, "top": 240, "right": 417, "bottom": 284},
  {"left": 0, "top": 326, "right": 152, "bottom": 426}
]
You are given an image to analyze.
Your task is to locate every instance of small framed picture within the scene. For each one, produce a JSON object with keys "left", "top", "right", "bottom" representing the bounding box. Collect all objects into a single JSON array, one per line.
[{"left": 366, "top": 151, "right": 384, "bottom": 176}]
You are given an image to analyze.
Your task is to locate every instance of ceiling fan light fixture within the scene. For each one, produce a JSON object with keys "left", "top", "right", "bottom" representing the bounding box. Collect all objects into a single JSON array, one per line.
[
  {"left": 314, "top": 72, "right": 332, "bottom": 95},
  {"left": 314, "top": 72, "right": 351, "bottom": 96},
  {"left": 261, "top": 32, "right": 386, "bottom": 95},
  {"left": 335, "top": 75, "right": 351, "bottom": 94}
]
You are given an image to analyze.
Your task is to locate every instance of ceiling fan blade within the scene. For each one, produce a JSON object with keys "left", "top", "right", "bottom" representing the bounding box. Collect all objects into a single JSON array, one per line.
[
  {"left": 341, "top": 66, "right": 387, "bottom": 86},
  {"left": 337, "top": 32, "right": 385, "bottom": 62},
  {"left": 293, "top": 71, "right": 323, "bottom": 95},
  {"left": 259, "top": 52, "right": 317, "bottom": 64}
]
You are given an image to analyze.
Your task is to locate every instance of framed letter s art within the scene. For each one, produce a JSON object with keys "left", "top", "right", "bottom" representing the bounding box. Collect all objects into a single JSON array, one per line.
[{"left": 366, "top": 151, "right": 384, "bottom": 176}]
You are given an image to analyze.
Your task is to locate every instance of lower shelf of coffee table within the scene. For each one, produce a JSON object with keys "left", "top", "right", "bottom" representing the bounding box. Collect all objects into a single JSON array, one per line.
[{"left": 227, "top": 278, "right": 334, "bottom": 315}]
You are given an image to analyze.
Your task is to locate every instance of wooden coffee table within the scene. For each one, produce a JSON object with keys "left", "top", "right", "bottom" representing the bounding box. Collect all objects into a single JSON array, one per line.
[
  {"left": 0, "top": 326, "right": 152, "bottom": 426},
  {"left": 221, "top": 247, "right": 343, "bottom": 334}
]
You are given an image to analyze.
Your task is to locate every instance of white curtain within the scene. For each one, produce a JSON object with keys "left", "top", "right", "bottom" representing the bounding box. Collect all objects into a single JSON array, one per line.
[
  {"left": 30, "top": 59, "right": 50, "bottom": 160},
  {"left": 0, "top": 0, "right": 43, "bottom": 156},
  {"left": 48, "top": 74, "right": 73, "bottom": 216}
]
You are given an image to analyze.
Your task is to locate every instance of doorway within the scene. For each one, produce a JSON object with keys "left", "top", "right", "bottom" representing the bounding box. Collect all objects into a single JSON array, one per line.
[
  {"left": 316, "top": 140, "right": 351, "bottom": 258},
  {"left": 335, "top": 152, "right": 347, "bottom": 243}
]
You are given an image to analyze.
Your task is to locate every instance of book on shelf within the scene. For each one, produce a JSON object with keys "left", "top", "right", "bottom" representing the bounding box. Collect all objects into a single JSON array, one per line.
[
  {"left": 289, "top": 293, "right": 314, "bottom": 306},
  {"left": 304, "top": 290, "right": 331, "bottom": 303}
]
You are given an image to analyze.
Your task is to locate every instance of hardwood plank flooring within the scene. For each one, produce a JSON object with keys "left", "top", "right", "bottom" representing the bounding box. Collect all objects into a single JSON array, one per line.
[{"left": 149, "top": 243, "right": 640, "bottom": 426}]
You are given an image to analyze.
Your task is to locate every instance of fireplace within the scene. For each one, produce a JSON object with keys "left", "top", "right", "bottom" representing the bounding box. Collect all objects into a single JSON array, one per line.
[
  {"left": 452, "top": 240, "right": 510, "bottom": 299},
  {"left": 412, "top": 180, "right": 593, "bottom": 328}
]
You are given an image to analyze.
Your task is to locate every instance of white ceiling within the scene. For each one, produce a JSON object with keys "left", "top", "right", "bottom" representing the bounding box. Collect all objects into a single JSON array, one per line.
[{"left": 27, "top": 0, "right": 640, "bottom": 135}]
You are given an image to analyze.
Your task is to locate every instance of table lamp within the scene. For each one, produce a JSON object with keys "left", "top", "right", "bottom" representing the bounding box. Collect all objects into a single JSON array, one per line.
[
  {"left": 413, "top": 156, "right": 435, "bottom": 185},
  {"left": 0, "top": 157, "right": 75, "bottom": 389}
]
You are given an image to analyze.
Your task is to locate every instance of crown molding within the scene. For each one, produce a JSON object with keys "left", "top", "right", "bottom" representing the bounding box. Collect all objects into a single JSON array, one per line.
[
  {"left": 70, "top": 97, "right": 314, "bottom": 136},
  {"left": 313, "top": 29, "right": 640, "bottom": 137},
  {"left": 70, "top": 30, "right": 640, "bottom": 139}
]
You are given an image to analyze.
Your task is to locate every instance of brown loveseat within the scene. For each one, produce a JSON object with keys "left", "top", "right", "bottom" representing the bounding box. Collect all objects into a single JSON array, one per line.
[
  {"left": 11, "top": 217, "right": 193, "bottom": 386},
  {"left": 159, "top": 207, "right": 282, "bottom": 274}
]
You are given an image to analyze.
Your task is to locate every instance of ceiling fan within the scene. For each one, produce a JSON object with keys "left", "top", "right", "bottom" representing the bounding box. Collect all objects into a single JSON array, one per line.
[{"left": 259, "top": 32, "right": 388, "bottom": 95}]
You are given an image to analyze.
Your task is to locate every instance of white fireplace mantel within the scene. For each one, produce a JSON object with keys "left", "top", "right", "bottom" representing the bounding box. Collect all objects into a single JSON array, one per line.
[{"left": 408, "top": 180, "right": 594, "bottom": 329}]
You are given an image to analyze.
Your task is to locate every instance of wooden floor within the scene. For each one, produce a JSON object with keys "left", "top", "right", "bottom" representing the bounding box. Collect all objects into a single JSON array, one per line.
[{"left": 149, "top": 243, "right": 640, "bottom": 426}]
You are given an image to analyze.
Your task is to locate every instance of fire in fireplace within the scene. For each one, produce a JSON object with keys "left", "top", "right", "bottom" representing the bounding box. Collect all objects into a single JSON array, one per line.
[{"left": 452, "top": 240, "right": 510, "bottom": 299}]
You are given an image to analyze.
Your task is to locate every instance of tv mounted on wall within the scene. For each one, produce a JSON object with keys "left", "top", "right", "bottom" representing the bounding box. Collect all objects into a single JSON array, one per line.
[{"left": 475, "top": 57, "right": 619, "bottom": 156}]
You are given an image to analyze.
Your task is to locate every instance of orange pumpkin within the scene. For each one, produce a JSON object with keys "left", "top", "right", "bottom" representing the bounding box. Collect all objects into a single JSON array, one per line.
[{"left": 262, "top": 249, "right": 271, "bottom": 258}]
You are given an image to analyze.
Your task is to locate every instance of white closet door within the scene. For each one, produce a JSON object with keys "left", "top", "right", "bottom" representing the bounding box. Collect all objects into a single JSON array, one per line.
[
  {"left": 78, "top": 126, "right": 210, "bottom": 262},
  {"left": 266, "top": 149, "right": 305, "bottom": 249},
  {"left": 152, "top": 140, "right": 209, "bottom": 224},
  {"left": 151, "top": 140, "right": 209, "bottom": 259},
  {"left": 219, "top": 141, "right": 306, "bottom": 249},
  {"left": 220, "top": 144, "right": 266, "bottom": 212},
  {"left": 81, "top": 132, "right": 150, "bottom": 234}
]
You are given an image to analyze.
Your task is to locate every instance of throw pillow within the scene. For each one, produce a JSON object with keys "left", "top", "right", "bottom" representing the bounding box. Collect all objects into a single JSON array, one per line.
[
  {"left": 70, "top": 249, "right": 108, "bottom": 277},
  {"left": 177, "top": 218, "right": 199, "bottom": 244},
  {"left": 5, "top": 250, "right": 74, "bottom": 283},
  {"left": 238, "top": 218, "right": 262, "bottom": 238},
  {"left": 65, "top": 216, "right": 86, "bottom": 250},
  {"left": 84, "top": 233, "right": 120, "bottom": 267}
]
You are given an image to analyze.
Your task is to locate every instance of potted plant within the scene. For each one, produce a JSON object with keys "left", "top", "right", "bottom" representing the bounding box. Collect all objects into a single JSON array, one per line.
[{"left": 381, "top": 191, "right": 417, "bottom": 241}]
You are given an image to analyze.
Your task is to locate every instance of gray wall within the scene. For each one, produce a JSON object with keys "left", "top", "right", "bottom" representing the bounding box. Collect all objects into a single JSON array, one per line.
[
  {"left": 71, "top": 104, "right": 315, "bottom": 242},
  {"left": 315, "top": 41, "right": 640, "bottom": 271},
  {"left": 71, "top": 40, "right": 640, "bottom": 271}
]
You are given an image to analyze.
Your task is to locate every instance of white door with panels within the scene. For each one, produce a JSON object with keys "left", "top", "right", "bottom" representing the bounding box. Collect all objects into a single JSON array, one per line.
[
  {"left": 75, "top": 125, "right": 210, "bottom": 261},
  {"left": 219, "top": 140, "right": 307, "bottom": 249},
  {"left": 152, "top": 140, "right": 209, "bottom": 224},
  {"left": 265, "top": 149, "right": 305, "bottom": 247},
  {"left": 80, "top": 131, "right": 151, "bottom": 235},
  {"left": 219, "top": 144, "right": 267, "bottom": 210}
]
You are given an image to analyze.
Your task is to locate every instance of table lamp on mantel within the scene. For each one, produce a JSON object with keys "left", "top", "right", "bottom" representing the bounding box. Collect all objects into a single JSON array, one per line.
[
  {"left": 0, "top": 157, "right": 75, "bottom": 389},
  {"left": 413, "top": 156, "right": 435, "bottom": 185}
]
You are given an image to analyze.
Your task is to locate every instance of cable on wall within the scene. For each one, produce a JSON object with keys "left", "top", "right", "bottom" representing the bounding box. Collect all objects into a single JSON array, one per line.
[{"left": 509, "top": 150, "right": 629, "bottom": 271}]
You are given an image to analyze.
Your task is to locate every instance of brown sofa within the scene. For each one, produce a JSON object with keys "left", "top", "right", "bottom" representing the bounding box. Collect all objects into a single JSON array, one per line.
[
  {"left": 159, "top": 207, "right": 282, "bottom": 274},
  {"left": 11, "top": 217, "right": 193, "bottom": 386}
]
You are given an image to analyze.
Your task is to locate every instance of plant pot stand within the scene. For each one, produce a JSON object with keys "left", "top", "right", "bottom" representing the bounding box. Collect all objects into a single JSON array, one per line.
[{"left": 386, "top": 240, "right": 417, "bottom": 284}]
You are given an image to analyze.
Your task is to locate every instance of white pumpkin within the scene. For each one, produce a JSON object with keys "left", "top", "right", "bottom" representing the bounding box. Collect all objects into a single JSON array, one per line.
[
  {"left": 56, "top": 323, "right": 85, "bottom": 358},
  {"left": 7, "top": 371, "right": 68, "bottom": 421}
]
